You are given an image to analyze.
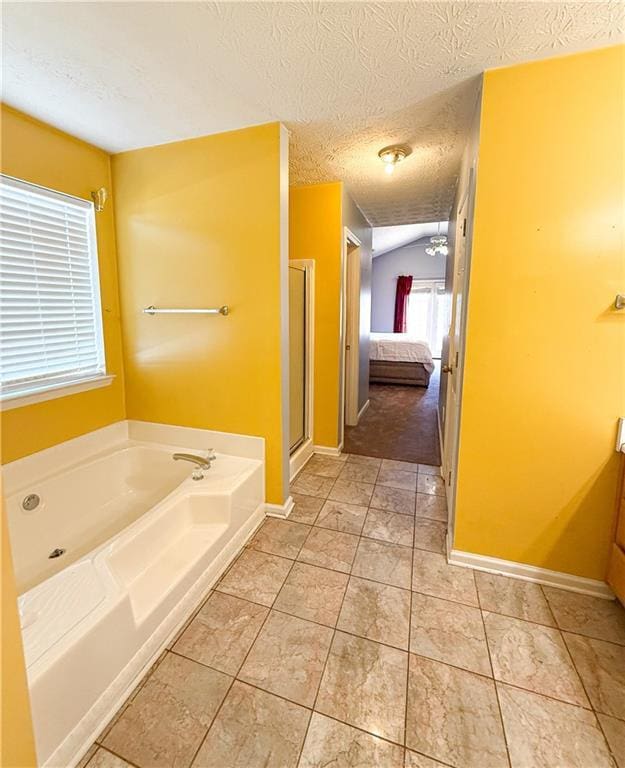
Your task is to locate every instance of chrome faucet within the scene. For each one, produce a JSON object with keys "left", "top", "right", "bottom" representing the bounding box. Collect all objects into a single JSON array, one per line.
[{"left": 173, "top": 449, "right": 216, "bottom": 480}]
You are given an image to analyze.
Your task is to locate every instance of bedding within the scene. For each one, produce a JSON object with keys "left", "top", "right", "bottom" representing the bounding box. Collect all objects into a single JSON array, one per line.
[{"left": 370, "top": 333, "right": 435, "bottom": 373}]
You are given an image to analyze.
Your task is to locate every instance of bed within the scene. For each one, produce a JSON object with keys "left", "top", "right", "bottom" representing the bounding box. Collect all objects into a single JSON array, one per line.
[{"left": 369, "top": 333, "right": 435, "bottom": 387}]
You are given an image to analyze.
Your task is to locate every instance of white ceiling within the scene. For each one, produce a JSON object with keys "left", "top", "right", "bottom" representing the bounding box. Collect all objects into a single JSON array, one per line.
[
  {"left": 2, "top": 2, "right": 623, "bottom": 225},
  {"left": 372, "top": 222, "right": 448, "bottom": 257}
]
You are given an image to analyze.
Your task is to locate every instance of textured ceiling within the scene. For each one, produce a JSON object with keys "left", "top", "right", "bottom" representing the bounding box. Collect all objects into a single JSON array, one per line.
[
  {"left": 2, "top": 2, "right": 624, "bottom": 225},
  {"left": 373, "top": 222, "right": 449, "bottom": 257}
]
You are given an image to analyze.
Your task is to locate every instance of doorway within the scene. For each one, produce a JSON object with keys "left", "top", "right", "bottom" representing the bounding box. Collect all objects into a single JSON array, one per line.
[
  {"left": 288, "top": 260, "right": 315, "bottom": 477},
  {"left": 340, "top": 229, "right": 362, "bottom": 444}
]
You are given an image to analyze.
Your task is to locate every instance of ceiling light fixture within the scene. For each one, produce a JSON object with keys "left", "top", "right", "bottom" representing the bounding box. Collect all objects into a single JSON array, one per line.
[
  {"left": 425, "top": 222, "right": 449, "bottom": 257},
  {"left": 378, "top": 144, "right": 411, "bottom": 175}
]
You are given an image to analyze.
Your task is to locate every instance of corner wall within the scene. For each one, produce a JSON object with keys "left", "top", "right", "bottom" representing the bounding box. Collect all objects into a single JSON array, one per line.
[
  {"left": 0, "top": 106, "right": 126, "bottom": 464},
  {"left": 113, "top": 122, "right": 289, "bottom": 504},
  {"left": 454, "top": 45, "right": 625, "bottom": 580},
  {"left": 289, "top": 182, "right": 343, "bottom": 448}
]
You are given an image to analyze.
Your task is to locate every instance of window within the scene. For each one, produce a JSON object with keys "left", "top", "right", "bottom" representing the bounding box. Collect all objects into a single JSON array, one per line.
[
  {"left": 406, "top": 279, "right": 448, "bottom": 357},
  {"left": 0, "top": 174, "right": 108, "bottom": 405}
]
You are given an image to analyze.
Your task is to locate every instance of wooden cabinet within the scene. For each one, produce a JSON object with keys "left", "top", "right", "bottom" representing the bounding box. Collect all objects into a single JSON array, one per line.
[{"left": 607, "top": 454, "right": 625, "bottom": 605}]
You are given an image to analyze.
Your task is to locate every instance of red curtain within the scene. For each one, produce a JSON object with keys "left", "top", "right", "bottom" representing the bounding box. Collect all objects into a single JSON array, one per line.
[{"left": 393, "top": 275, "right": 413, "bottom": 333}]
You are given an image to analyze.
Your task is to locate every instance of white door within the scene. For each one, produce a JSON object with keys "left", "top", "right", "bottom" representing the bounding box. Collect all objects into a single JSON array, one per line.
[
  {"left": 344, "top": 243, "right": 361, "bottom": 427},
  {"left": 442, "top": 182, "right": 471, "bottom": 543},
  {"left": 289, "top": 265, "right": 307, "bottom": 453}
]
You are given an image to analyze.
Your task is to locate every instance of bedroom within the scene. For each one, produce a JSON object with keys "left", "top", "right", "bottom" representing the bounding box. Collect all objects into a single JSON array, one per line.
[{"left": 343, "top": 222, "right": 449, "bottom": 466}]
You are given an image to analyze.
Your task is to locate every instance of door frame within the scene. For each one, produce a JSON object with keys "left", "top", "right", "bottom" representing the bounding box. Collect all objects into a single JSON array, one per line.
[
  {"left": 339, "top": 227, "right": 362, "bottom": 447},
  {"left": 289, "top": 259, "right": 316, "bottom": 479},
  {"left": 442, "top": 167, "right": 476, "bottom": 550}
]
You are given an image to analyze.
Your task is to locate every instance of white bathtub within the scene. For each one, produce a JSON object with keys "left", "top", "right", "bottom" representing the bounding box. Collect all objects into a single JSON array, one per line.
[{"left": 3, "top": 421, "right": 265, "bottom": 768}]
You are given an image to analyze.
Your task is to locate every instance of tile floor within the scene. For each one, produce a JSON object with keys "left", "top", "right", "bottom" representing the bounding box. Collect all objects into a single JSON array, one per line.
[{"left": 83, "top": 453, "right": 625, "bottom": 768}]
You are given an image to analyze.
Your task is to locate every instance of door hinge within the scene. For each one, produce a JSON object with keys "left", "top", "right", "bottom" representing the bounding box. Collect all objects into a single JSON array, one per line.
[
  {"left": 448, "top": 470, "right": 452, "bottom": 485},
  {"left": 462, "top": 218, "right": 467, "bottom": 237},
  {"left": 455, "top": 351, "right": 459, "bottom": 368}
]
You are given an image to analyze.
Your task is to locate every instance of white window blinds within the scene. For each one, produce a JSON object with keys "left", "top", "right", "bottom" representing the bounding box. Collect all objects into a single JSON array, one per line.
[{"left": 0, "top": 174, "right": 106, "bottom": 400}]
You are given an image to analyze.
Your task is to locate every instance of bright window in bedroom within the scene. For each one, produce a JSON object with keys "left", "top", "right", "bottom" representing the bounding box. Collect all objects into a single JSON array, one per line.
[{"left": 407, "top": 279, "right": 447, "bottom": 357}]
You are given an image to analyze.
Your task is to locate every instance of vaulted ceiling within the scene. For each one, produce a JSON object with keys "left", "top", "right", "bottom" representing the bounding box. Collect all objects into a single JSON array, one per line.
[{"left": 2, "top": 2, "right": 623, "bottom": 225}]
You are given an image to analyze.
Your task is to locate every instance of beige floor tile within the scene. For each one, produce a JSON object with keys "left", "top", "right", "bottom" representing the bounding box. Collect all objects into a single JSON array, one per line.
[
  {"left": 248, "top": 518, "right": 311, "bottom": 559},
  {"left": 406, "top": 655, "right": 508, "bottom": 768},
  {"left": 418, "top": 464, "right": 440, "bottom": 475},
  {"left": 363, "top": 508, "right": 414, "bottom": 547},
  {"left": 316, "top": 500, "right": 368, "bottom": 535},
  {"left": 376, "top": 468, "right": 418, "bottom": 492},
  {"left": 415, "top": 493, "right": 447, "bottom": 522},
  {"left": 304, "top": 455, "right": 345, "bottom": 478},
  {"left": 543, "top": 588, "right": 625, "bottom": 645},
  {"left": 404, "top": 750, "right": 448, "bottom": 767},
  {"left": 77, "top": 745, "right": 98, "bottom": 768},
  {"left": 216, "top": 549, "right": 292, "bottom": 607},
  {"left": 289, "top": 493, "right": 324, "bottom": 525},
  {"left": 103, "top": 653, "right": 231, "bottom": 768},
  {"left": 337, "top": 576, "right": 411, "bottom": 649},
  {"left": 498, "top": 683, "right": 615, "bottom": 768},
  {"left": 416, "top": 474, "right": 445, "bottom": 496},
  {"left": 412, "top": 549, "right": 478, "bottom": 606},
  {"left": 381, "top": 458, "right": 419, "bottom": 473},
  {"left": 410, "top": 592, "right": 491, "bottom": 676},
  {"left": 328, "top": 479, "right": 375, "bottom": 506},
  {"left": 299, "top": 713, "right": 404, "bottom": 768},
  {"left": 337, "top": 461, "right": 380, "bottom": 484},
  {"left": 316, "top": 631, "right": 408, "bottom": 744},
  {"left": 347, "top": 454, "right": 382, "bottom": 468},
  {"left": 291, "top": 472, "right": 335, "bottom": 498},
  {"left": 564, "top": 633, "right": 625, "bottom": 718},
  {"left": 174, "top": 592, "right": 268, "bottom": 676},
  {"left": 192, "top": 681, "right": 310, "bottom": 768},
  {"left": 475, "top": 571, "right": 555, "bottom": 626},
  {"left": 238, "top": 611, "right": 332, "bottom": 707},
  {"left": 85, "top": 748, "right": 131, "bottom": 768},
  {"left": 273, "top": 561, "right": 349, "bottom": 627},
  {"left": 484, "top": 612, "right": 588, "bottom": 706},
  {"left": 352, "top": 538, "right": 412, "bottom": 589},
  {"left": 599, "top": 714, "right": 625, "bottom": 768},
  {"left": 370, "top": 485, "right": 416, "bottom": 515},
  {"left": 413, "top": 519, "right": 446, "bottom": 554},
  {"left": 298, "top": 526, "right": 359, "bottom": 573}
]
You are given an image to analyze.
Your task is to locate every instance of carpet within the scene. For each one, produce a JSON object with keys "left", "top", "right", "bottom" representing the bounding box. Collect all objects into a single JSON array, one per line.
[{"left": 344, "top": 364, "right": 441, "bottom": 466}]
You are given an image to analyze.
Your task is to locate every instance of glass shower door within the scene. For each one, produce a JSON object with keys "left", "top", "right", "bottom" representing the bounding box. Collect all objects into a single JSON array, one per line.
[{"left": 289, "top": 265, "right": 306, "bottom": 453}]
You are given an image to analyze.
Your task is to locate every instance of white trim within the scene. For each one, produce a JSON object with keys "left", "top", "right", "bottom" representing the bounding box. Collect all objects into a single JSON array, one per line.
[
  {"left": 339, "top": 227, "right": 362, "bottom": 444},
  {"left": 313, "top": 444, "right": 346, "bottom": 458},
  {"left": 289, "top": 438, "right": 313, "bottom": 480},
  {"left": 0, "top": 374, "right": 115, "bottom": 411},
  {"left": 265, "top": 495, "right": 294, "bottom": 519},
  {"left": 448, "top": 549, "right": 615, "bottom": 600},
  {"left": 279, "top": 123, "right": 291, "bottom": 504},
  {"left": 356, "top": 399, "right": 370, "bottom": 423},
  {"left": 49, "top": 502, "right": 266, "bottom": 768}
]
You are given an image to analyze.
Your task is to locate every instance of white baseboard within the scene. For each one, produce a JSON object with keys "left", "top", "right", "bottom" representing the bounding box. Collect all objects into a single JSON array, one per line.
[
  {"left": 289, "top": 439, "right": 313, "bottom": 480},
  {"left": 313, "top": 444, "right": 346, "bottom": 458},
  {"left": 356, "top": 399, "right": 370, "bottom": 423},
  {"left": 265, "top": 495, "right": 295, "bottom": 519},
  {"left": 448, "top": 549, "right": 614, "bottom": 600}
]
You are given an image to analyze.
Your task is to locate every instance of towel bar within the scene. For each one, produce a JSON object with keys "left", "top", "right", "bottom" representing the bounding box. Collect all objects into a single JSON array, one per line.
[{"left": 143, "top": 305, "right": 229, "bottom": 316}]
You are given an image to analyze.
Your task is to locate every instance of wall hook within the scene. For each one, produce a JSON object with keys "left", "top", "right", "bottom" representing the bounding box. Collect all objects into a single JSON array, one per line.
[
  {"left": 615, "top": 294, "right": 625, "bottom": 310},
  {"left": 91, "top": 187, "right": 108, "bottom": 212}
]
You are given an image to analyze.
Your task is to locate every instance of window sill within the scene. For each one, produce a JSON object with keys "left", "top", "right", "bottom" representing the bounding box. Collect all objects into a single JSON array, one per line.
[{"left": 0, "top": 374, "right": 116, "bottom": 412}]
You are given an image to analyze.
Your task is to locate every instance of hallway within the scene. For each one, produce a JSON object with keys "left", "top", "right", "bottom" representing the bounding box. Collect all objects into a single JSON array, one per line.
[
  {"left": 344, "top": 364, "right": 441, "bottom": 466},
  {"left": 82, "top": 451, "right": 625, "bottom": 768}
]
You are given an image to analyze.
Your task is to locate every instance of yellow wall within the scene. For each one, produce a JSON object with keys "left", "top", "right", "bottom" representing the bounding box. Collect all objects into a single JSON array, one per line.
[
  {"left": 113, "top": 123, "right": 288, "bottom": 504},
  {"left": 289, "top": 183, "right": 343, "bottom": 447},
  {"left": 0, "top": 106, "right": 126, "bottom": 464},
  {"left": 1, "top": 491, "right": 37, "bottom": 768},
  {"left": 455, "top": 45, "right": 625, "bottom": 580}
]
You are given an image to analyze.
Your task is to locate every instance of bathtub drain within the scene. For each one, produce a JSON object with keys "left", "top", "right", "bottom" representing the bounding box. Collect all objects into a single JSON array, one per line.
[{"left": 48, "top": 548, "right": 66, "bottom": 559}]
